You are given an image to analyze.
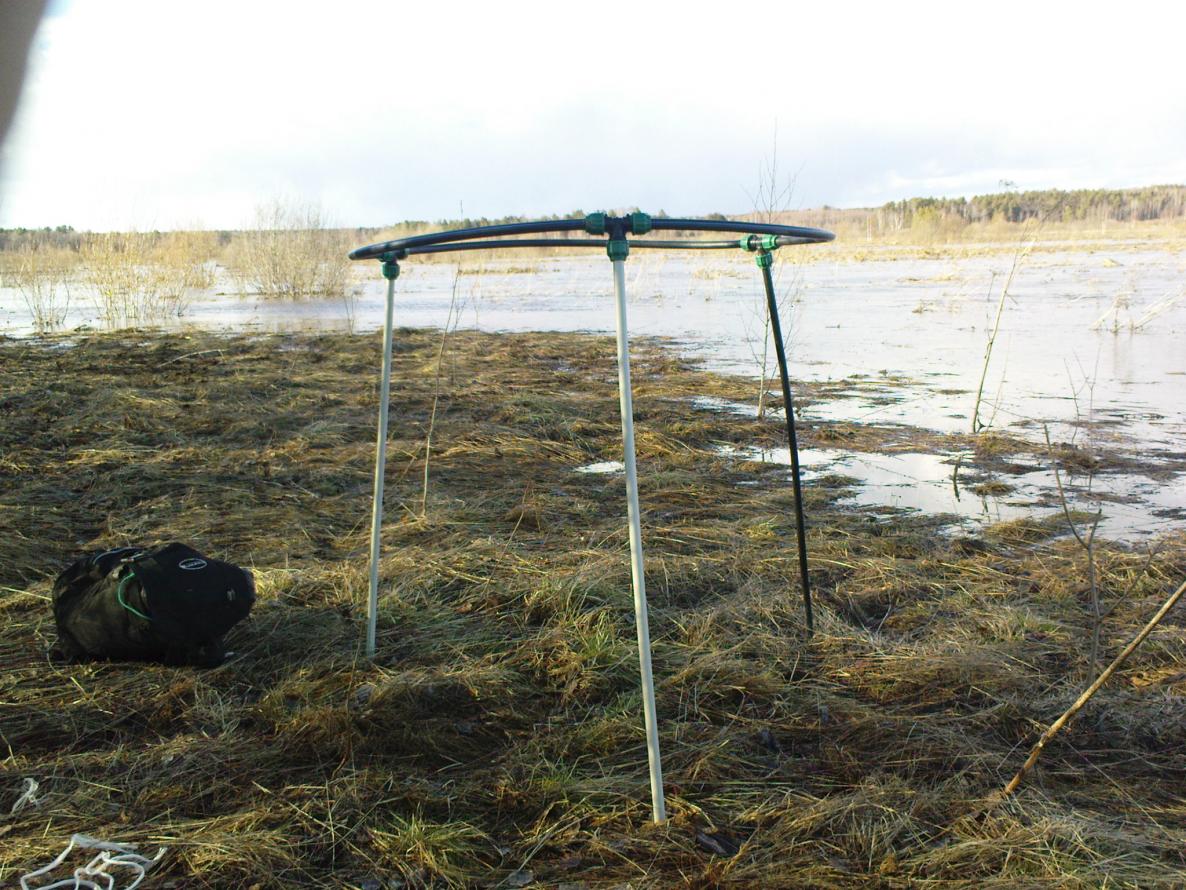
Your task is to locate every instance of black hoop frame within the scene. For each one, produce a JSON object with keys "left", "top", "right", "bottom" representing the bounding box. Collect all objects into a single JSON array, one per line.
[{"left": 349, "top": 216, "right": 834, "bottom": 261}]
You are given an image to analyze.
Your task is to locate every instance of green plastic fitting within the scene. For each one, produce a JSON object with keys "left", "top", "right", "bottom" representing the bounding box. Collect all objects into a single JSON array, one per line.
[
  {"left": 380, "top": 252, "right": 401, "bottom": 280},
  {"left": 607, "top": 238, "right": 629, "bottom": 262},
  {"left": 755, "top": 250, "right": 774, "bottom": 269},
  {"left": 740, "top": 234, "right": 779, "bottom": 252},
  {"left": 585, "top": 212, "right": 607, "bottom": 235},
  {"left": 630, "top": 211, "right": 652, "bottom": 235}
]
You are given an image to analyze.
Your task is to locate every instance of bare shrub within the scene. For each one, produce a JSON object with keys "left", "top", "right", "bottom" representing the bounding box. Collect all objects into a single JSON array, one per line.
[
  {"left": 228, "top": 200, "right": 351, "bottom": 300},
  {"left": 9, "top": 247, "right": 71, "bottom": 332},
  {"left": 81, "top": 230, "right": 215, "bottom": 326}
]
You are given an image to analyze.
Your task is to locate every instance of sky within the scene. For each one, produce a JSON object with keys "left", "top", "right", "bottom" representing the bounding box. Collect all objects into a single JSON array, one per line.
[{"left": 1, "top": 0, "right": 1185, "bottom": 231}]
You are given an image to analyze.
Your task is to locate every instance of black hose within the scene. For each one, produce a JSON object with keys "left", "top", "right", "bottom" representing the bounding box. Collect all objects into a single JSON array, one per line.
[
  {"left": 758, "top": 253, "right": 814, "bottom": 636},
  {"left": 403, "top": 238, "right": 746, "bottom": 256},
  {"left": 350, "top": 219, "right": 586, "bottom": 260},
  {"left": 652, "top": 218, "right": 834, "bottom": 244},
  {"left": 350, "top": 215, "right": 834, "bottom": 260}
]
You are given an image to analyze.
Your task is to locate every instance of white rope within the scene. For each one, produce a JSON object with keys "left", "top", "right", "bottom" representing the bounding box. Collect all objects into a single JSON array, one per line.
[
  {"left": 20, "top": 834, "right": 166, "bottom": 890},
  {"left": 7, "top": 777, "right": 40, "bottom": 817}
]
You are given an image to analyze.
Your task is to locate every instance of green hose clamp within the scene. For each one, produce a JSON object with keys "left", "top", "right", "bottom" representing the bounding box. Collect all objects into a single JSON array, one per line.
[
  {"left": 585, "top": 212, "right": 607, "bottom": 235},
  {"left": 380, "top": 252, "right": 401, "bottom": 280},
  {"left": 630, "top": 211, "right": 652, "bottom": 235},
  {"left": 755, "top": 250, "right": 774, "bottom": 269},
  {"left": 607, "top": 238, "right": 629, "bottom": 261}
]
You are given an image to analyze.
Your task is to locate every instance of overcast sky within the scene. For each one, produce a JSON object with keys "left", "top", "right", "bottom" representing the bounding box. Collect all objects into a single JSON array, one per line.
[{"left": 2, "top": 0, "right": 1184, "bottom": 231}]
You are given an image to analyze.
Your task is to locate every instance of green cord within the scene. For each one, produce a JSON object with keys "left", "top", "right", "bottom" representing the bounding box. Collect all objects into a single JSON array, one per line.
[{"left": 116, "top": 572, "right": 152, "bottom": 622}]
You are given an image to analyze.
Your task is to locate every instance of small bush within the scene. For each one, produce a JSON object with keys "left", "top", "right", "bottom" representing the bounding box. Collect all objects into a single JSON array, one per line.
[
  {"left": 228, "top": 199, "right": 351, "bottom": 300},
  {"left": 9, "top": 246, "right": 71, "bottom": 332},
  {"left": 81, "top": 230, "right": 215, "bottom": 325}
]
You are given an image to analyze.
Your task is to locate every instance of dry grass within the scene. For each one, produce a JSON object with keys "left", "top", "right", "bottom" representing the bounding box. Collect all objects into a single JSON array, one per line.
[{"left": 1, "top": 330, "right": 1185, "bottom": 887}]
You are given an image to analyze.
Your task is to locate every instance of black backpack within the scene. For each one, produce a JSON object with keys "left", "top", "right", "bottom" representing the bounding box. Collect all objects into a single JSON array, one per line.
[{"left": 52, "top": 543, "right": 255, "bottom": 667}]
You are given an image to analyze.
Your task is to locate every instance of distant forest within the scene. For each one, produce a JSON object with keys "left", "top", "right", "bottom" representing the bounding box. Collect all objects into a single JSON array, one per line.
[
  {"left": 874, "top": 185, "right": 1186, "bottom": 228},
  {"left": 4, "top": 186, "right": 1186, "bottom": 244}
]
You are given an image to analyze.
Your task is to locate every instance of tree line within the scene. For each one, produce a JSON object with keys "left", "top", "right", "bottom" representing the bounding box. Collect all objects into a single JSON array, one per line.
[{"left": 878, "top": 185, "right": 1186, "bottom": 228}]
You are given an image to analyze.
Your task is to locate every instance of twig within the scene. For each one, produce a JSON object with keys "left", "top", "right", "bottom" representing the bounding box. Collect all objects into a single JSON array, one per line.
[
  {"left": 160, "top": 348, "right": 225, "bottom": 366},
  {"left": 970, "top": 271, "right": 1001, "bottom": 433},
  {"left": 1044, "top": 417, "right": 1104, "bottom": 669},
  {"left": 971, "top": 211, "right": 1049, "bottom": 433},
  {"left": 421, "top": 270, "right": 462, "bottom": 517},
  {"left": 994, "top": 576, "right": 1186, "bottom": 800}
]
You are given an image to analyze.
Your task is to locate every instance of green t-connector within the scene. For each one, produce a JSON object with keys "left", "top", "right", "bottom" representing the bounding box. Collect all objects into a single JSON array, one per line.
[
  {"left": 607, "top": 239, "right": 629, "bottom": 262},
  {"left": 755, "top": 250, "right": 774, "bottom": 269},
  {"left": 380, "top": 252, "right": 401, "bottom": 280},
  {"left": 630, "top": 211, "right": 652, "bottom": 235},
  {"left": 585, "top": 212, "right": 607, "bottom": 235},
  {"left": 740, "top": 234, "right": 779, "bottom": 252}
]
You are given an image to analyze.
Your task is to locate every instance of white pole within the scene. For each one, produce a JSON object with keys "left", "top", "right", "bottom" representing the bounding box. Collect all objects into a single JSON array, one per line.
[
  {"left": 367, "top": 273, "right": 396, "bottom": 658},
  {"left": 611, "top": 256, "right": 667, "bottom": 824}
]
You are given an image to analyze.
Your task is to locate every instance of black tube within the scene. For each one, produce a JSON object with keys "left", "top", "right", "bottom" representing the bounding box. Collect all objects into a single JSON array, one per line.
[
  {"left": 351, "top": 216, "right": 835, "bottom": 260},
  {"left": 653, "top": 218, "right": 834, "bottom": 243},
  {"left": 350, "top": 219, "right": 586, "bottom": 260},
  {"left": 402, "top": 238, "right": 746, "bottom": 256},
  {"left": 629, "top": 239, "right": 740, "bottom": 249},
  {"left": 759, "top": 254, "right": 814, "bottom": 636},
  {"left": 405, "top": 238, "right": 603, "bottom": 255},
  {"left": 775, "top": 234, "right": 829, "bottom": 247}
]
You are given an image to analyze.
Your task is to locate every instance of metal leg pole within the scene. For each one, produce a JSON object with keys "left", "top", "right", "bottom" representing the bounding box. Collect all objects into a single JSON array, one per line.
[
  {"left": 611, "top": 256, "right": 667, "bottom": 824},
  {"left": 758, "top": 252, "right": 814, "bottom": 636},
  {"left": 367, "top": 264, "right": 398, "bottom": 658}
]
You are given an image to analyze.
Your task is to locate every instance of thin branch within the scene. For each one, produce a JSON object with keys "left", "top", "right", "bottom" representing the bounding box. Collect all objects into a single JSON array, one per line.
[
  {"left": 421, "top": 270, "right": 462, "bottom": 517},
  {"left": 995, "top": 576, "right": 1186, "bottom": 800}
]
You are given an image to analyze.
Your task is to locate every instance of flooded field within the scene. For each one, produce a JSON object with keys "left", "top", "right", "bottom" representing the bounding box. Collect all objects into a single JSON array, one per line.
[{"left": 3, "top": 244, "right": 1183, "bottom": 539}]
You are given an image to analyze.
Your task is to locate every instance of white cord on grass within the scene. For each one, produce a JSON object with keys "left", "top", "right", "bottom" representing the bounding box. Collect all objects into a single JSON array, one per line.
[
  {"left": 20, "top": 834, "right": 166, "bottom": 890},
  {"left": 7, "top": 777, "right": 40, "bottom": 817}
]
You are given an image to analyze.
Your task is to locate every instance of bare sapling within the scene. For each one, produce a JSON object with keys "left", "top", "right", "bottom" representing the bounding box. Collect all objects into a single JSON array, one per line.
[
  {"left": 421, "top": 269, "right": 464, "bottom": 517},
  {"left": 1045, "top": 424, "right": 1105, "bottom": 668},
  {"left": 1048, "top": 350, "right": 1114, "bottom": 668},
  {"left": 971, "top": 198, "right": 1064, "bottom": 433},
  {"left": 971, "top": 252, "right": 1027, "bottom": 434},
  {"left": 745, "top": 130, "right": 801, "bottom": 418}
]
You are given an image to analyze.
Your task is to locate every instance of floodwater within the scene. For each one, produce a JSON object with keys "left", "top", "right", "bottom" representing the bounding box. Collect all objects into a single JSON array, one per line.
[
  {"left": 3, "top": 246, "right": 1184, "bottom": 540},
  {"left": 712, "top": 442, "right": 1186, "bottom": 542}
]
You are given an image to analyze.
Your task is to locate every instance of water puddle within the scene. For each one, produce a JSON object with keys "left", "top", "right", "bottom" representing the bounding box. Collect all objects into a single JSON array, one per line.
[
  {"left": 688, "top": 396, "right": 759, "bottom": 418},
  {"left": 714, "top": 444, "right": 1186, "bottom": 541},
  {"left": 575, "top": 461, "right": 624, "bottom": 475}
]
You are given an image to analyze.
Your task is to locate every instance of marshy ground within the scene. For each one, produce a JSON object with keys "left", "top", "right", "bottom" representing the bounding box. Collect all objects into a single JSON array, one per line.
[{"left": 2, "top": 329, "right": 1185, "bottom": 888}]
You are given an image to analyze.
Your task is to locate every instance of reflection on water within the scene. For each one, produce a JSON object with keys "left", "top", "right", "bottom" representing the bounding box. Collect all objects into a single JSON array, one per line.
[
  {"left": 688, "top": 395, "right": 759, "bottom": 418},
  {"left": 3, "top": 249, "right": 1184, "bottom": 539},
  {"left": 575, "top": 461, "right": 624, "bottom": 475},
  {"left": 714, "top": 443, "right": 1185, "bottom": 541}
]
